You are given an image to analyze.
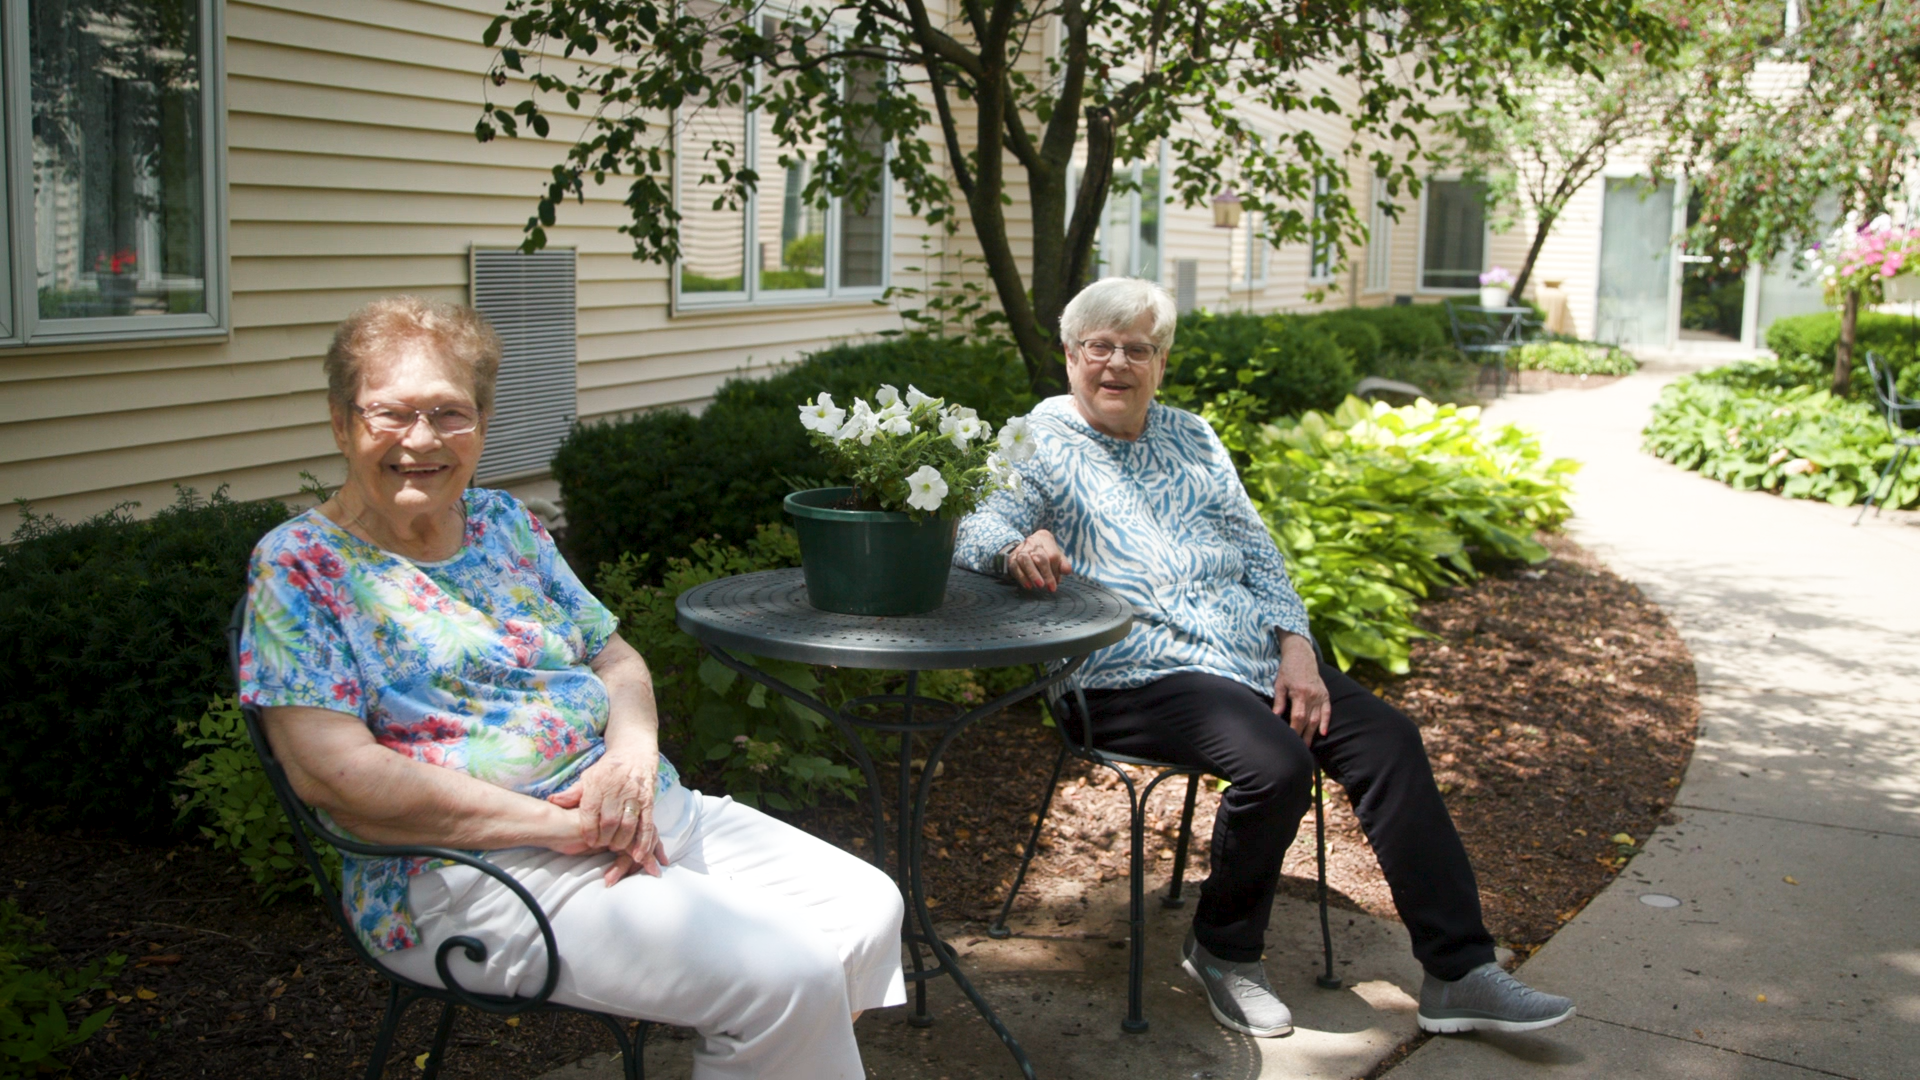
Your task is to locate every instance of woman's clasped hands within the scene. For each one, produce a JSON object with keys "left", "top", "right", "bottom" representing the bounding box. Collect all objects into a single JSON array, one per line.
[{"left": 547, "top": 750, "right": 669, "bottom": 887}]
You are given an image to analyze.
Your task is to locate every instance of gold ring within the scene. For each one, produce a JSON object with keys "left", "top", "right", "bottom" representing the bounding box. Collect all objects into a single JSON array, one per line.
[{"left": 620, "top": 800, "right": 640, "bottom": 819}]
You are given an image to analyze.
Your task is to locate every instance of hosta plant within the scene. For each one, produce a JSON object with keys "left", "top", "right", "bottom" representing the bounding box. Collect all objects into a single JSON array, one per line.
[{"left": 798, "top": 384, "right": 1034, "bottom": 518}]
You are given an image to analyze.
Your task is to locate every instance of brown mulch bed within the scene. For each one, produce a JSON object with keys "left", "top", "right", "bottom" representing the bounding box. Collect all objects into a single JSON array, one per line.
[{"left": 2, "top": 535, "right": 1695, "bottom": 1078}]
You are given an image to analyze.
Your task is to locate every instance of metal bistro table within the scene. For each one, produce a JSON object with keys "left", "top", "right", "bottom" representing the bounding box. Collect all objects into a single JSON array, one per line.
[{"left": 675, "top": 567, "right": 1132, "bottom": 1079}]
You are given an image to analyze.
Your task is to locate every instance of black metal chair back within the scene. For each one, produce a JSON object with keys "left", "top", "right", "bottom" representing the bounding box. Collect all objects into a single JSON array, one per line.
[
  {"left": 224, "top": 599, "right": 646, "bottom": 1079},
  {"left": 1857, "top": 350, "right": 1920, "bottom": 524},
  {"left": 1444, "top": 300, "right": 1517, "bottom": 396},
  {"left": 988, "top": 671, "right": 1340, "bottom": 1034}
]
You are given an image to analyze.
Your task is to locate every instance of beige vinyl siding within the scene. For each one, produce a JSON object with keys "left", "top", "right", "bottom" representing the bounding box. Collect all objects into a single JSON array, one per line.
[{"left": 1, "top": 0, "right": 907, "bottom": 536}]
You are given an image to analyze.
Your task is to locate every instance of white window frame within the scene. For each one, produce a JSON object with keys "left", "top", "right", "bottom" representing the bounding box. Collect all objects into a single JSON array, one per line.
[
  {"left": 1364, "top": 175, "right": 1392, "bottom": 294},
  {"left": 672, "top": 43, "right": 892, "bottom": 311},
  {"left": 1307, "top": 174, "right": 1336, "bottom": 285},
  {"left": 0, "top": 0, "right": 229, "bottom": 348},
  {"left": 1416, "top": 174, "right": 1491, "bottom": 294},
  {"left": 1096, "top": 143, "right": 1166, "bottom": 282},
  {"left": 1241, "top": 210, "right": 1270, "bottom": 290}
]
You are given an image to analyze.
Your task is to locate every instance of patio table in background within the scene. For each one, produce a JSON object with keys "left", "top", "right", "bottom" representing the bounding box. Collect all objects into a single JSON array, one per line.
[{"left": 675, "top": 567, "right": 1132, "bottom": 1079}]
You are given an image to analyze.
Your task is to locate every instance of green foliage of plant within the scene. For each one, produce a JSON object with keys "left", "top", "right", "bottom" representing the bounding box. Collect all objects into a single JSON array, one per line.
[
  {"left": 0, "top": 487, "right": 292, "bottom": 837},
  {"left": 0, "top": 900, "right": 124, "bottom": 1077},
  {"left": 1165, "top": 314, "right": 1357, "bottom": 419},
  {"left": 1511, "top": 341, "right": 1638, "bottom": 376},
  {"left": 555, "top": 337, "right": 1034, "bottom": 587},
  {"left": 595, "top": 525, "right": 1008, "bottom": 809},
  {"left": 1764, "top": 311, "right": 1920, "bottom": 395},
  {"left": 1642, "top": 357, "right": 1916, "bottom": 509},
  {"left": 679, "top": 272, "right": 744, "bottom": 292},
  {"left": 174, "top": 696, "right": 341, "bottom": 904},
  {"left": 1215, "top": 396, "right": 1576, "bottom": 673},
  {"left": 782, "top": 232, "right": 826, "bottom": 271},
  {"left": 759, "top": 269, "right": 826, "bottom": 290}
]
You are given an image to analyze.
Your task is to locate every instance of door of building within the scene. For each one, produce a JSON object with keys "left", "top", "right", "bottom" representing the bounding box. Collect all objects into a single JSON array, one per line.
[{"left": 1597, "top": 177, "right": 1677, "bottom": 345}]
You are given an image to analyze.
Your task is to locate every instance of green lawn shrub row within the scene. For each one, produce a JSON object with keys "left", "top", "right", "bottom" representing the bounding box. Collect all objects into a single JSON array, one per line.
[
  {"left": 1511, "top": 341, "right": 1639, "bottom": 376},
  {"left": 1643, "top": 355, "right": 1917, "bottom": 508},
  {"left": 1764, "top": 311, "right": 1920, "bottom": 390},
  {"left": 0, "top": 488, "right": 291, "bottom": 837},
  {"left": 1209, "top": 394, "right": 1576, "bottom": 673},
  {"left": 553, "top": 337, "right": 1036, "bottom": 588},
  {"left": 0, "top": 899, "right": 123, "bottom": 1077}
]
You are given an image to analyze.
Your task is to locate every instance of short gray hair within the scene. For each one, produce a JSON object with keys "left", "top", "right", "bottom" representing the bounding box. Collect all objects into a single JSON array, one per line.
[
  {"left": 1059, "top": 277, "right": 1178, "bottom": 353},
  {"left": 325, "top": 296, "right": 503, "bottom": 415}
]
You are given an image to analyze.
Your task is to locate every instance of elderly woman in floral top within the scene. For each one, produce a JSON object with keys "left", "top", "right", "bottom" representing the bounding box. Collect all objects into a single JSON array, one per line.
[
  {"left": 239, "top": 297, "right": 903, "bottom": 1080},
  {"left": 956, "top": 277, "right": 1574, "bottom": 1040}
]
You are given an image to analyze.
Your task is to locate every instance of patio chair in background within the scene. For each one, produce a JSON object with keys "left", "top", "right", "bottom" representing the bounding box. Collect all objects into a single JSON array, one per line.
[
  {"left": 1857, "top": 350, "right": 1920, "bottom": 524},
  {"left": 224, "top": 601, "right": 648, "bottom": 1080},
  {"left": 988, "top": 677, "right": 1340, "bottom": 1034},
  {"left": 1446, "top": 299, "right": 1524, "bottom": 396}
]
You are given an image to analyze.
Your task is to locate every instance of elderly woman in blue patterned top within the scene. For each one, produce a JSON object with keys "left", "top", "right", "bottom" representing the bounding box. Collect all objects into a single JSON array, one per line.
[
  {"left": 955, "top": 277, "right": 1573, "bottom": 1039},
  {"left": 238, "top": 296, "right": 903, "bottom": 1080}
]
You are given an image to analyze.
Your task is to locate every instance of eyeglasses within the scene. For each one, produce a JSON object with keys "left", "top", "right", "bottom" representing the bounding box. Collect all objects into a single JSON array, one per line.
[
  {"left": 353, "top": 402, "right": 481, "bottom": 436},
  {"left": 1072, "top": 338, "right": 1162, "bottom": 366}
]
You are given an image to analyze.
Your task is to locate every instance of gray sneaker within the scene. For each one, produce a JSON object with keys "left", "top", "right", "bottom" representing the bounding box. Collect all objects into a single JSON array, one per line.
[
  {"left": 1181, "top": 930, "right": 1293, "bottom": 1037},
  {"left": 1417, "top": 962, "right": 1574, "bottom": 1034}
]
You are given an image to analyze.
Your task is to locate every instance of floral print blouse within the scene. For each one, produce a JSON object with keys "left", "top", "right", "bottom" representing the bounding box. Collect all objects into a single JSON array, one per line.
[
  {"left": 955, "top": 397, "right": 1311, "bottom": 695},
  {"left": 238, "top": 488, "right": 680, "bottom": 955}
]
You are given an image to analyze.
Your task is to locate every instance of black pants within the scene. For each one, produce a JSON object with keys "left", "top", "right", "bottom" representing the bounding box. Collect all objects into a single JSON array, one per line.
[{"left": 1075, "top": 667, "right": 1496, "bottom": 980}]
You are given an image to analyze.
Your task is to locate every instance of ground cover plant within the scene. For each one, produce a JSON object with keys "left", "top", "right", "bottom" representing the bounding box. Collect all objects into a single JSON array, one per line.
[
  {"left": 0, "top": 901, "right": 123, "bottom": 1078},
  {"left": 1643, "top": 353, "right": 1917, "bottom": 509},
  {"left": 0, "top": 488, "right": 291, "bottom": 838},
  {"left": 1511, "top": 340, "right": 1638, "bottom": 376},
  {"left": 1213, "top": 396, "right": 1577, "bottom": 672}
]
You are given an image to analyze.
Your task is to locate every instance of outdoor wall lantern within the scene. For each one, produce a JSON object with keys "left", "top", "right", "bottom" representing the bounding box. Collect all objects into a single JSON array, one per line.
[{"left": 1212, "top": 192, "right": 1245, "bottom": 230}]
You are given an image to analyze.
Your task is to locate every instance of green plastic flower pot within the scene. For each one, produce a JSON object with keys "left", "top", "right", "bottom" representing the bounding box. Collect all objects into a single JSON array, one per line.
[{"left": 784, "top": 487, "right": 958, "bottom": 616}]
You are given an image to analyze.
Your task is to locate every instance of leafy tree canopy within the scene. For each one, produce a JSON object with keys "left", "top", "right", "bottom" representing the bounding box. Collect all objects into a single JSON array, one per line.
[{"left": 480, "top": 0, "right": 1672, "bottom": 391}]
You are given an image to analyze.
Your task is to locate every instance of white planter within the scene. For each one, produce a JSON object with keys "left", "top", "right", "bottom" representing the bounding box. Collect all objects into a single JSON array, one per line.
[
  {"left": 1883, "top": 274, "right": 1920, "bottom": 303},
  {"left": 1479, "top": 284, "right": 1511, "bottom": 308}
]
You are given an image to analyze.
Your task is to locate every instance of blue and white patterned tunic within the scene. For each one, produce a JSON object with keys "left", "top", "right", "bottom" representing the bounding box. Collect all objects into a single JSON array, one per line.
[{"left": 955, "top": 396, "right": 1310, "bottom": 694}]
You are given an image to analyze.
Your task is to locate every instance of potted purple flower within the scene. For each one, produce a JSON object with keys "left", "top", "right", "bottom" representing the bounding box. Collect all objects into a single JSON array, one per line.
[{"left": 1478, "top": 266, "right": 1516, "bottom": 308}]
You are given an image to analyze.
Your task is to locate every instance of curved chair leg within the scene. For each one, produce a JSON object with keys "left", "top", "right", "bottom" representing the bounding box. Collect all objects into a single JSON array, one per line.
[
  {"left": 420, "top": 1001, "right": 459, "bottom": 1080},
  {"left": 587, "top": 1013, "right": 647, "bottom": 1080},
  {"left": 1120, "top": 766, "right": 1150, "bottom": 1034},
  {"left": 1314, "top": 768, "right": 1341, "bottom": 991},
  {"left": 989, "top": 745, "right": 1068, "bottom": 939},
  {"left": 1163, "top": 772, "right": 1200, "bottom": 908}
]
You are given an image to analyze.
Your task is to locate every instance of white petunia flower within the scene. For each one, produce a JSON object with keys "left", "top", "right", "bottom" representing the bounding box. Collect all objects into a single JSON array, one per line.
[
  {"left": 987, "top": 452, "right": 1022, "bottom": 494},
  {"left": 998, "top": 415, "right": 1037, "bottom": 462},
  {"left": 881, "top": 412, "right": 914, "bottom": 437},
  {"left": 836, "top": 399, "right": 879, "bottom": 445},
  {"left": 905, "top": 465, "right": 949, "bottom": 512},
  {"left": 955, "top": 416, "right": 987, "bottom": 446},
  {"left": 905, "top": 385, "right": 934, "bottom": 408},
  {"left": 875, "top": 384, "right": 901, "bottom": 408},
  {"left": 799, "top": 394, "right": 847, "bottom": 434}
]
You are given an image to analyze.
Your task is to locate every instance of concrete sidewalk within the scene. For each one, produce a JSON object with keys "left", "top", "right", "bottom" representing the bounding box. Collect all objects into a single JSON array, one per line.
[{"left": 1386, "top": 356, "right": 1920, "bottom": 1080}]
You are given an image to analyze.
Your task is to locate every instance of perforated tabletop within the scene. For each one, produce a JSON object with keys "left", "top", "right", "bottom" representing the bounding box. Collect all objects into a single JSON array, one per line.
[{"left": 675, "top": 567, "right": 1133, "bottom": 670}]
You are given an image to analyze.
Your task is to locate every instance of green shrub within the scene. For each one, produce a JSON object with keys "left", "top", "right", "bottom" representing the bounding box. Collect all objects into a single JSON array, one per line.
[
  {"left": 1218, "top": 396, "right": 1576, "bottom": 673},
  {"left": 0, "top": 487, "right": 291, "bottom": 836},
  {"left": 1764, "top": 311, "right": 1920, "bottom": 391},
  {"left": 1315, "top": 304, "right": 1456, "bottom": 369},
  {"left": 596, "top": 523, "right": 1005, "bottom": 810},
  {"left": 1165, "top": 314, "right": 1357, "bottom": 419},
  {"left": 1512, "top": 341, "right": 1639, "bottom": 376},
  {"left": 0, "top": 900, "right": 123, "bottom": 1077},
  {"left": 175, "top": 696, "right": 340, "bottom": 903},
  {"left": 1643, "top": 357, "right": 1913, "bottom": 508},
  {"left": 555, "top": 337, "right": 1034, "bottom": 587}
]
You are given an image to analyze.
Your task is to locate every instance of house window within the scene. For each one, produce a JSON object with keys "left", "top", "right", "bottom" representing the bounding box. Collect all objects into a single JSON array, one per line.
[
  {"left": 675, "top": 32, "right": 890, "bottom": 307},
  {"left": 1421, "top": 179, "right": 1487, "bottom": 291},
  {"left": 2, "top": 0, "right": 227, "bottom": 347},
  {"left": 1365, "top": 176, "right": 1392, "bottom": 293},
  {"left": 1308, "top": 175, "right": 1336, "bottom": 284},
  {"left": 1231, "top": 210, "right": 1269, "bottom": 291},
  {"left": 1099, "top": 154, "right": 1163, "bottom": 281}
]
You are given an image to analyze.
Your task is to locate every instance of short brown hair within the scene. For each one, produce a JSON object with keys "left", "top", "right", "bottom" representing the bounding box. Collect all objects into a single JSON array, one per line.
[{"left": 325, "top": 296, "right": 503, "bottom": 415}]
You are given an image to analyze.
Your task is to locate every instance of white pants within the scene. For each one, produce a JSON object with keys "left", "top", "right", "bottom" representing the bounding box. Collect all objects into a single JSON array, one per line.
[{"left": 379, "top": 784, "right": 906, "bottom": 1080}]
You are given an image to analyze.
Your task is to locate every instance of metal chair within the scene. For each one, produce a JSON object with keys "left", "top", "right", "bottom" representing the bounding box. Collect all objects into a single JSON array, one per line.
[
  {"left": 224, "top": 600, "right": 648, "bottom": 1080},
  {"left": 1857, "top": 350, "right": 1920, "bottom": 524},
  {"left": 988, "top": 677, "right": 1340, "bottom": 1034},
  {"left": 1445, "top": 299, "right": 1520, "bottom": 396}
]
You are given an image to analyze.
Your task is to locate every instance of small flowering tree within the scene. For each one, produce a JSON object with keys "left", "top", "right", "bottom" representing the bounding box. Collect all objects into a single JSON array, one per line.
[
  {"left": 798, "top": 384, "right": 1036, "bottom": 519},
  {"left": 1806, "top": 215, "right": 1920, "bottom": 307}
]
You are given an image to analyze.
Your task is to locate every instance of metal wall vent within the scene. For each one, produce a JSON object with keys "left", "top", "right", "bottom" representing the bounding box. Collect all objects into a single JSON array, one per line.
[
  {"left": 1174, "top": 259, "right": 1199, "bottom": 314},
  {"left": 471, "top": 247, "right": 578, "bottom": 485}
]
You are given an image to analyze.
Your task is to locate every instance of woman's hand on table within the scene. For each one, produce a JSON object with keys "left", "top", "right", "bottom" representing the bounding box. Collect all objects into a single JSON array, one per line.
[
  {"left": 547, "top": 750, "right": 669, "bottom": 886},
  {"left": 1009, "top": 529, "right": 1073, "bottom": 592},
  {"left": 1273, "top": 631, "right": 1331, "bottom": 746}
]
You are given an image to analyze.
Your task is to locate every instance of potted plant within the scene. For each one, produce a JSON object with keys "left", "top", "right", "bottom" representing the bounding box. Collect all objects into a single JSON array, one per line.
[
  {"left": 789, "top": 385, "right": 1034, "bottom": 615},
  {"left": 1478, "top": 266, "right": 1515, "bottom": 308}
]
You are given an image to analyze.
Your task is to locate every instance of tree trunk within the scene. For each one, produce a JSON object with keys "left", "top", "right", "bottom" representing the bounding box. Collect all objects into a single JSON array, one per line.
[
  {"left": 1834, "top": 287, "right": 1860, "bottom": 396},
  {"left": 1507, "top": 210, "right": 1557, "bottom": 309}
]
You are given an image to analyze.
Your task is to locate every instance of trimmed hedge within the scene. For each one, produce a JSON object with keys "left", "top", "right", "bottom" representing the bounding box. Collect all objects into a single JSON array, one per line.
[
  {"left": 1765, "top": 311, "right": 1920, "bottom": 394},
  {"left": 0, "top": 488, "right": 291, "bottom": 835},
  {"left": 554, "top": 337, "right": 1035, "bottom": 585}
]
